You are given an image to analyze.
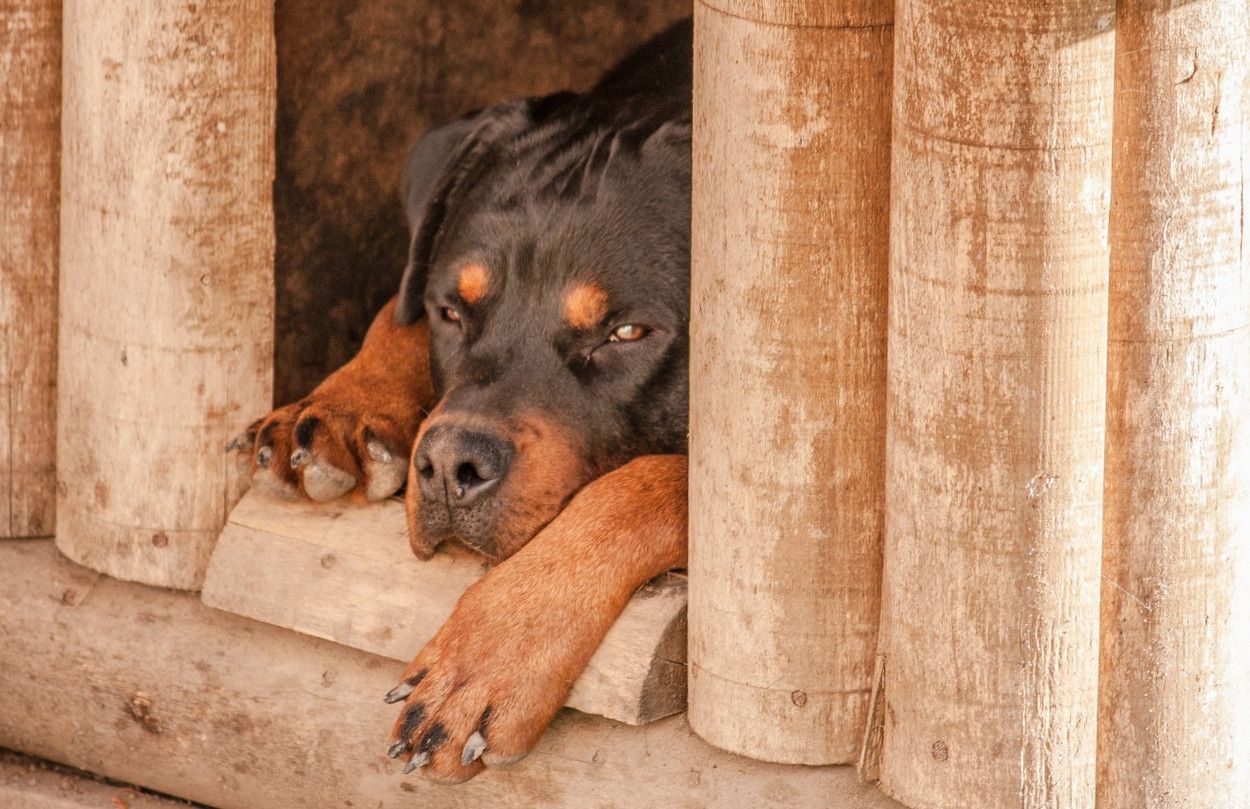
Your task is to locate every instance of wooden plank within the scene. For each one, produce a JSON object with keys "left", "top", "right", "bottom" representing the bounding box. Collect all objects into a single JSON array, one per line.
[
  {"left": 0, "top": 0, "right": 60, "bottom": 539},
  {"left": 201, "top": 490, "right": 687, "bottom": 725},
  {"left": 55, "top": 0, "right": 274, "bottom": 589},
  {"left": 689, "top": 0, "right": 892, "bottom": 765},
  {"left": 0, "top": 538, "right": 903, "bottom": 809},
  {"left": 1099, "top": 2, "right": 1250, "bottom": 806},
  {"left": 878, "top": 2, "right": 1114, "bottom": 807}
]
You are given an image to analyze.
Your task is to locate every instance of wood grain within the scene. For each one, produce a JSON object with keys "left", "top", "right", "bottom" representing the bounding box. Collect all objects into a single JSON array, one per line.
[
  {"left": 55, "top": 1, "right": 275, "bottom": 589},
  {"left": 201, "top": 490, "right": 688, "bottom": 725},
  {"left": 0, "top": 538, "right": 904, "bottom": 809},
  {"left": 877, "top": 2, "right": 1114, "bottom": 806},
  {"left": 1098, "top": 2, "right": 1250, "bottom": 806},
  {"left": 688, "top": 0, "right": 893, "bottom": 765},
  {"left": 0, "top": 0, "right": 60, "bottom": 539}
]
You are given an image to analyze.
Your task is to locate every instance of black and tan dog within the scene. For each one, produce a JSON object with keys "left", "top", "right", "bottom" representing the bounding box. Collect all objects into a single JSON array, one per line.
[{"left": 230, "top": 19, "right": 691, "bottom": 784}]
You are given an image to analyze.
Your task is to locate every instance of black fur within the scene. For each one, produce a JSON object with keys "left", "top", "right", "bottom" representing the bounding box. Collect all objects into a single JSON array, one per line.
[{"left": 397, "top": 19, "right": 692, "bottom": 480}]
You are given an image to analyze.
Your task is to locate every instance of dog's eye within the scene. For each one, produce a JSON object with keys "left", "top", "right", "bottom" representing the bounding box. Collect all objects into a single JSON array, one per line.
[
  {"left": 608, "top": 324, "right": 648, "bottom": 342},
  {"left": 439, "top": 307, "right": 462, "bottom": 324}
]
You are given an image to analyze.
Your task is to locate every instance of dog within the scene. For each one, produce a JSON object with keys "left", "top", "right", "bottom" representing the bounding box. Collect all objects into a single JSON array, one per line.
[{"left": 229, "top": 18, "right": 692, "bottom": 784}]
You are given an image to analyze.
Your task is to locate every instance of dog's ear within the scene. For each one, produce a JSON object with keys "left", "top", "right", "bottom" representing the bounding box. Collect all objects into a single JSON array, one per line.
[{"left": 393, "top": 101, "right": 532, "bottom": 325}]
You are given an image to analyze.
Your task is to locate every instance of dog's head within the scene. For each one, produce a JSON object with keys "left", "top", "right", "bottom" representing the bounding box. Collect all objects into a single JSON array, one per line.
[{"left": 393, "top": 92, "right": 690, "bottom": 560}]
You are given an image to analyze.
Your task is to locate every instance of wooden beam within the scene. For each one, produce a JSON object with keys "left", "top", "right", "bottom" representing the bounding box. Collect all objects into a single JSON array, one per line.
[
  {"left": 201, "top": 490, "right": 688, "bottom": 725},
  {"left": 0, "top": 0, "right": 60, "bottom": 539},
  {"left": 876, "top": 1, "right": 1114, "bottom": 806},
  {"left": 1099, "top": 2, "right": 1250, "bottom": 805},
  {"left": 55, "top": 0, "right": 275, "bottom": 589},
  {"left": 0, "top": 539, "right": 903, "bottom": 809},
  {"left": 688, "top": 0, "right": 893, "bottom": 765}
]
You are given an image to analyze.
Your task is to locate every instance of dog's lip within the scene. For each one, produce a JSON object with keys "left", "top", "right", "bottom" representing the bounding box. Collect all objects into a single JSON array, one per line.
[{"left": 451, "top": 533, "right": 501, "bottom": 561}]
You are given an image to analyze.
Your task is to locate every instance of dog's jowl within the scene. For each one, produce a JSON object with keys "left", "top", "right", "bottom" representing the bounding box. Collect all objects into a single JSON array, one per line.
[{"left": 230, "top": 19, "right": 692, "bottom": 783}]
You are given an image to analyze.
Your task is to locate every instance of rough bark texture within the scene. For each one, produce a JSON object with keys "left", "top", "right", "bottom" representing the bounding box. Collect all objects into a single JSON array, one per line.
[
  {"left": 0, "top": 539, "right": 905, "bottom": 809},
  {"left": 689, "top": 0, "right": 892, "bottom": 765},
  {"left": 877, "top": 2, "right": 1114, "bottom": 806},
  {"left": 0, "top": 0, "right": 60, "bottom": 539},
  {"left": 56, "top": 1, "right": 275, "bottom": 590},
  {"left": 1098, "top": 2, "right": 1250, "bottom": 806},
  {"left": 272, "top": 0, "right": 690, "bottom": 404}
]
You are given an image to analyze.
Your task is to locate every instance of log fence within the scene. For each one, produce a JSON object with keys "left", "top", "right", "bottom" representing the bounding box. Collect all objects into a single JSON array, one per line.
[{"left": 1, "top": 1, "right": 1246, "bottom": 805}]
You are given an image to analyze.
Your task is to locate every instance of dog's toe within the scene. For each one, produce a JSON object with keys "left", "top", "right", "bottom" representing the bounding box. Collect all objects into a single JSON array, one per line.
[{"left": 302, "top": 460, "right": 357, "bottom": 501}]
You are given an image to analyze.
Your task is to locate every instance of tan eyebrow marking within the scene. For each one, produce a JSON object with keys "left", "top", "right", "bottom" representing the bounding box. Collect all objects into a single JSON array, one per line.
[
  {"left": 457, "top": 263, "right": 490, "bottom": 305},
  {"left": 563, "top": 283, "right": 609, "bottom": 330}
]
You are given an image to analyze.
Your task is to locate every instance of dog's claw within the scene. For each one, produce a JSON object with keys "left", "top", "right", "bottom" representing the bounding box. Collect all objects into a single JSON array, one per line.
[
  {"left": 384, "top": 682, "right": 414, "bottom": 704},
  {"left": 387, "top": 740, "right": 408, "bottom": 759},
  {"left": 224, "top": 432, "right": 252, "bottom": 453},
  {"left": 289, "top": 448, "right": 311, "bottom": 469},
  {"left": 402, "top": 752, "right": 430, "bottom": 774},
  {"left": 256, "top": 445, "right": 273, "bottom": 467},
  {"left": 461, "top": 731, "right": 487, "bottom": 766},
  {"left": 367, "top": 440, "right": 394, "bottom": 464}
]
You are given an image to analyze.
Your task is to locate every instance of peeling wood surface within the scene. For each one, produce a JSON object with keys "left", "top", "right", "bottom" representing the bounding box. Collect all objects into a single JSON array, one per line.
[
  {"left": 0, "top": 0, "right": 59, "bottom": 539},
  {"left": 0, "top": 538, "right": 903, "bottom": 809},
  {"left": 878, "top": 2, "right": 1114, "bottom": 806},
  {"left": 1099, "top": 2, "right": 1250, "bottom": 806},
  {"left": 201, "top": 490, "right": 688, "bottom": 725},
  {"left": 689, "top": 0, "right": 893, "bottom": 765},
  {"left": 55, "top": 1, "right": 275, "bottom": 589}
]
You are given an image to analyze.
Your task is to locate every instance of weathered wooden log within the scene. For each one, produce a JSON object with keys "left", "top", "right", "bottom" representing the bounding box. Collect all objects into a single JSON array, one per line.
[
  {"left": 1098, "top": 2, "right": 1250, "bottom": 806},
  {"left": 872, "top": 1, "right": 1114, "bottom": 806},
  {"left": 689, "top": 0, "right": 893, "bottom": 766},
  {"left": 0, "top": 750, "right": 190, "bottom": 809},
  {"left": 0, "top": 538, "right": 904, "bottom": 809},
  {"left": 0, "top": 0, "right": 60, "bottom": 539},
  {"left": 56, "top": 0, "right": 275, "bottom": 589},
  {"left": 201, "top": 490, "right": 688, "bottom": 725}
]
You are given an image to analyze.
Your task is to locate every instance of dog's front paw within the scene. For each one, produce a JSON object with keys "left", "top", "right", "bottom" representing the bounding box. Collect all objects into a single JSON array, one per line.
[
  {"left": 226, "top": 306, "right": 433, "bottom": 503},
  {"left": 383, "top": 575, "right": 578, "bottom": 784},
  {"left": 227, "top": 396, "right": 414, "bottom": 503}
]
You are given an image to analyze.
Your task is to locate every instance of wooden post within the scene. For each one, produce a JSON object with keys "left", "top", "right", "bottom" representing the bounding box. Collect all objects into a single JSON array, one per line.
[
  {"left": 56, "top": 1, "right": 275, "bottom": 590},
  {"left": 1098, "top": 2, "right": 1250, "bottom": 806},
  {"left": 689, "top": 0, "right": 893, "bottom": 764},
  {"left": 0, "top": 0, "right": 60, "bottom": 539},
  {"left": 875, "top": 1, "right": 1114, "bottom": 806}
]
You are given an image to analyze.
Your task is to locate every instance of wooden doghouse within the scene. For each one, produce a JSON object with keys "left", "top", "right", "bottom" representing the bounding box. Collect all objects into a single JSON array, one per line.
[{"left": 2, "top": 1, "right": 1248, "bottom": 807}]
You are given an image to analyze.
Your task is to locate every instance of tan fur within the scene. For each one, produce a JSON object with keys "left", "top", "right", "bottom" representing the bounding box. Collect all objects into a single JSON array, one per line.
[
  {"left": 562, "top": 282, "right": 608, "bottom": 330},
  {"left": 389, "top": 455, "right": 688, "bottom": 783},
  {"left": 456, "top": 263, "right": 490, "bottom": 305}
]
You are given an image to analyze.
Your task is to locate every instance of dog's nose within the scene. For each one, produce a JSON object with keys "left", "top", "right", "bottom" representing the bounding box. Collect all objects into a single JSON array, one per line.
[{"left": 414, "top": 425, "right": 514, "bottom": 507}]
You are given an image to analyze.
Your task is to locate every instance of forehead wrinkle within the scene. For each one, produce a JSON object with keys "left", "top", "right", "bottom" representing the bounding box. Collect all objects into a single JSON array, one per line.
[{"left": 563, "top": 282, "right": 609, "bottom": 330}]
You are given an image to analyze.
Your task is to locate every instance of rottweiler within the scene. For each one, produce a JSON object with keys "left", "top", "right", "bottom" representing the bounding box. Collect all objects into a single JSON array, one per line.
[{"left": 229, "top": 18, "right": 691, "bottom": 784}]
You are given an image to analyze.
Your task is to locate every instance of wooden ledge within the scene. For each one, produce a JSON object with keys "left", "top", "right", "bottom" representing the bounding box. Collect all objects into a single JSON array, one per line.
[{"left": 201, "top": 489, "right": 687, "bottom": 725}]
